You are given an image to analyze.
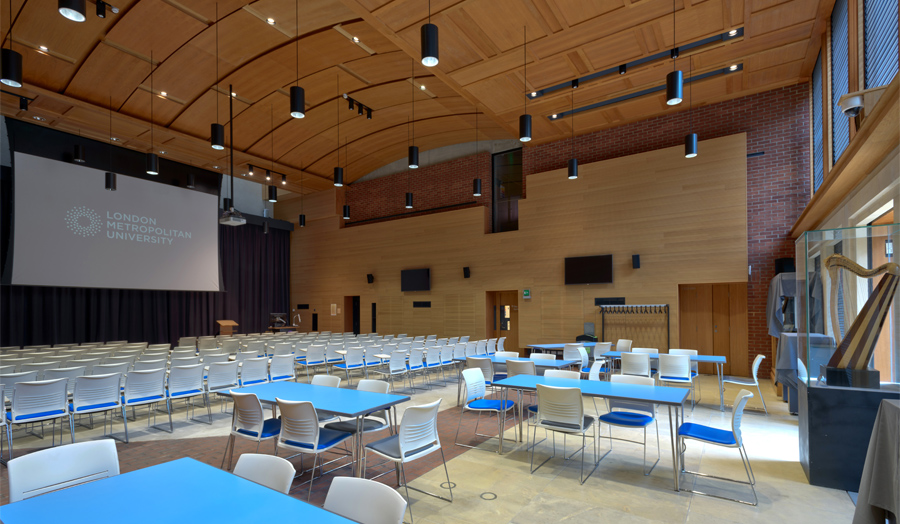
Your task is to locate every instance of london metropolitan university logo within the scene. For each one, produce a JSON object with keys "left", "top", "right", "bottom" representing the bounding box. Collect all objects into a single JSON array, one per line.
[{"left": 65, "top": 206, "right": 102, "bottom": 237}]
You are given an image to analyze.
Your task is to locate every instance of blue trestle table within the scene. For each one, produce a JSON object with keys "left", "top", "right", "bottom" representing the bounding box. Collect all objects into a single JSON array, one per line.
[
  {"left": 492, "top": 374, "right": 689, "bottom": 490},
  {"left": 452, "top": 356, "right": 581, "bottom": 404},
  {"left": 0, "top": 457, "right": 356, "bottom": 523}
]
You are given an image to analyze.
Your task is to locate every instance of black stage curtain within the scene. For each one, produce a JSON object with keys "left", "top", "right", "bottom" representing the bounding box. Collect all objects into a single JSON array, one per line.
[{"left": 0, "top": 223, "right": 290, "bottom": 347}]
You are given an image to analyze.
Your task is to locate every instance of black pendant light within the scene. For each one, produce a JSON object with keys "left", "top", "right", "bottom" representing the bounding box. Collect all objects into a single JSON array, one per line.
[
  {"left": 409, "top": 61, "right": 419, "bottom": 168},
  {"left": 519, "top": 27, "right": 532, "bottom": 142},
  {"left": 186, "top": 172, "right": 195, "bottom": 188},
  {"left": 685, "top": 58, "right": 698, "bottom": 158},
  {"left": 58, "top": 0, "right": 86, "bottom": 22},
  {"left": 146, "top": 51, "right": 158, "bottom": 175},
  {"left": 289, "top": 0, "right": 305, "bottom": 118},
  {"left": 299, "top": 214, "right": 306, "bottom": 227},
  {"left": 74, "top": 144, "right": 86, "bottom": 163},
  {"left": 2, "top": 2, "right": 23, "bottom": 88},
  {"left": 263, "top": 220, "right": 269, "bottom": 234},
  {"left": 298, "top": 162, "right": 306, "bottom": 227},
  {"left": 223, "top": 197, "right": 233, "bottom": 210},
  {"left": 473, "top": 178, "right": 482, "bottom": 197},
  {"left": 568, "top": 80, "right": 578, "bottom": 180},
  {"left": 281, "top": 173, "right": 286, "bottom": 185},
  {"left": 408, "top": 146, "right": 419, "bottom": 169},
  {"left": 334, "top": 76, "right": 343, "bottom": 187},
  {"left": 665, "top": 0, "right": 683, "bottom": 106},
  {"left": 210, "top": 5, "right": 225, "bottom": 150},
  {"left": 267, "top": 185, "right": 277, "bottom": 202},
  {"left": 19, "top": 96, "right": 28, "bottom": 110},
  {"left": 334, "top": 167, "right": 343, "bottom": 187},
  {"left": 406, "top": 114, "right": 414, "bottom": 209},
  {"left": 473, "top": 108, "right": 482, "bottom": 197},
  {"left": 342, "top": 204, "right": 350, "bottom": 220},
  {"left": 105, "top": 96, "right": 116, "bottom": 191},
  {"left": 105, "top": 171, "right": 117, "bottom": 191},
  {"left": 420, "top": 0, "right": 438, "bottom": 67},
  {"left": 405, "top": 192, "right": 413, "bottom": 209},
  {"left": 265, "top": 170, "right": 271, "bottom": 181}
]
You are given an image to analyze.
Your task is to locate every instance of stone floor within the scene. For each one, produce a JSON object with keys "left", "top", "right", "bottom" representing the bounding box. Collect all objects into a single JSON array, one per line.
[{"left": 0, "top": 371, "right": 857, "bottom": 523}]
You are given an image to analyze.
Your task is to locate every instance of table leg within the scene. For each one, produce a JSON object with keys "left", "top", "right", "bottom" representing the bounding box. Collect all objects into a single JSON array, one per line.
[
  {"left": 668, "top": 405, "right": 679, "bottom": 491},
  {"left": 517, "top": 390, "right": 524, "bottom": 442},
  {"left": 354, "top": 415, "right": 364, "bottom": 477},
  {"left": 718, "top": 363, "right": 725, "bottom": 412},
  {"left": 499, "top": 387, "right": 507, "bottom": 454}
]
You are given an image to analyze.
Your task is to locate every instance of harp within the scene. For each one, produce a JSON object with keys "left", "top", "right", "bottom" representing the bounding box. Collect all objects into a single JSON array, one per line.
[{"left": 824, "top": 254, "right": 899, "bottom": 380}]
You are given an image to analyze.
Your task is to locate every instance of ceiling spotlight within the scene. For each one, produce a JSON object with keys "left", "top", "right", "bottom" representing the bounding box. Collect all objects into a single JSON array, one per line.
[
  {"left": 73, "top": 145, "right": 86, "bottom": 163},
  {"left": 213, "top": 165, "right": 220, "bottom": 169},
  {"left": 210, "top": 123, "right": 225, "bottom": 150},
  {"left": 105, "top": 171, "right": 117, "bottom": 190},
  {"left": 158, "top": 150, "right": 167, "bottom": 155},
  {"left": 571, "top": 79, "right": 579, "bottom": 89},
  {"left": 231, "top": 91, "right": 236, "bottom": 97},
  {"left": 670, "top": 47, "right": 679, "bottom": 59},
  {"left": 728, "top": 29, "right": 738, "bottom": 36},
  {"left": 146, "top": 152, "right": 159, "bottom": 175},
  {"left": 666, "top": 70, "right": 683, "bottom": 106},
  {"left": 352, "top": 36, "right": 359, "bottom": 43},
  {"left": 248, "top": 167, "right": 254, "bottom": 176},
  {"left": 39, "top": 46, "right": 48, "bottom": 52},
  {"left": 342, "top": 205, "right": 350, "bottom": 220},
  {"left": 730, "top": 64, "right": 738, "bottom": 71},
  {"left": 96, "top": 0, "right": 106, "bottom": 18},
  {"left": 160, "top": 91, "right": 167, "bottom": 97},
  {"left": 519, "top": 114, "right": 532, "bottom": 142},
  {"left": 405, "top": 192, "right": 413, "bottom": 209},
  {"left": 299, "top": 214, "right": 306, "bottom": 227},
  {"left": 281, "top": 174, "right": 286, "bottom": 185},
  {"left": 334, "top": 167, "right": 343, "bottom": 187},
  {"left": 348, "top": 97, "right": 355, "bottom": 110},
  {"left": 110, "top": 137, "right": 120, "bottom": 141},
  {"left": 19, "top": 97, "right": 27, "bottom": 111},
  {"left": 58, "top": 0, "right": 87, "bottom": 22},
  {"left": 619, "top": 64, "right": 627, "bottom": 75},
  {"left": 408, "top": 146, "right": 419, "bottom": 169},
  {"left": 265, "top": 170, "right": 271, "bottom": 181},
  {"left": 32, "top": 116, "right": 46, "bottom": 121},
  {"left": 266, "top": 18, "right": 275, "bottom": 25},
  {"left": 530, "top": 92, "right": 537, "bottom": 97},
  {"left": 186, "top": 173, "right": 195, "bottom": 189},
  {"left": 473, "top": 178, "right": 482, "bottom": 197},
  {"left": 551, "top": 114, "right": 557, "bottom": 119},
  {"left": 357, "top": 103, "right": 364, "bottom": 116},
  {"left": 419, "top": 85, "right": 426, "bottom": 90},
  {"left": 366, "top": 108, "right": 372, "bottom": 120}
]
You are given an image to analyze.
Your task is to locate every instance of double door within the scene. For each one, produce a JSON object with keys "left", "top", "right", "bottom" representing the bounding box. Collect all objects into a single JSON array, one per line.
[{"left": 678, "top": 283, "right": 748, "bottom": 376}]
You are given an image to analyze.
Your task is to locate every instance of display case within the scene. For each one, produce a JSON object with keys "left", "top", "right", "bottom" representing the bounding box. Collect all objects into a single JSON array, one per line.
[{"left": 794, "top": 224, "right": 899, "bottom": 491}]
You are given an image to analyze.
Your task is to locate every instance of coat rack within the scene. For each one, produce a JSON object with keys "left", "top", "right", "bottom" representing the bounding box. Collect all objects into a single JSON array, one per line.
[{"left": 599, "top": 304, "right": 670, "bottom": 349}]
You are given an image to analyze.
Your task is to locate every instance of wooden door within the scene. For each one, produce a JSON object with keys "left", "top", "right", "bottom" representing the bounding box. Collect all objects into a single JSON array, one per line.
[
  {"left": 680, "top": 283, "right": 748, "bottom": 376},
  {"left": 487, "top": 291, "right": 520, "bottom": 355},
  {"left": 712, "top": 284, "right": 732, "bottom": 375},
  {"left": 679, "top": 284, "right": 714, "bottom": 374},
  {"left": 728, "top": 283, "right": 749, "bottom": 377}
]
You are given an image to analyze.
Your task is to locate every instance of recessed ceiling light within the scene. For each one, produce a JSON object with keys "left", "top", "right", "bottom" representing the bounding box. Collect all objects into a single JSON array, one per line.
[
  {"left": 728, "top": 29, "right": 738, "bottom": 36},
  {"left": 419, "top": 85, "right": 426, "bottom": 90},
  {"left": 352, "top": 36, "right": 359, "bottom": 43},
  {"left": 266, "top": 18, "right": 275, "bottom": 25},
  {"left": 530, "top": 92, "right": 537, "bottom": 97},
  {"left": 231, "top": 92, "right": 236, "bottom": 97},
  {"left": 33, "top": 116, "right": 46, "bottom": 121},
  {"left": 730, "top": 64, "right": 738, "bottom": 71},
  {"left": 213, "top": 165, "right": 220, "bottom": 169},
  {"left": 110, "top": 137, "right": 121, "bottom": 141},
  {"left": 158, "top": 150, "right": 167, "bottom": 155},
  {"left": 551, "top": 114, "right": 557, "bottom": 119},
  {"left": 39, "top": 45, "right": 48, "bottom": 52},
  {"left": 160, "top": 91, "right": 167, "bottom": 97}
]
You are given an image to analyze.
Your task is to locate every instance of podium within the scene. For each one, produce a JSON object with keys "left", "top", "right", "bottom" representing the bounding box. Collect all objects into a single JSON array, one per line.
[{"left": 217, "top": 320, "right": 238, "bottom": 336}]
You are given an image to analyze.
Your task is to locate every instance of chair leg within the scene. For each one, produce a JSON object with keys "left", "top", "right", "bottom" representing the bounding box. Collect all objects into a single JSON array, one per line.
[
  {"left": 756, "top": 384, "right": 768, "bottom": 415},
  {"left": 307, "top": 454, "right": 317, "bottom": 502},
  {"left": 399, "top": 462, "right": 414, "bottom": 524}
]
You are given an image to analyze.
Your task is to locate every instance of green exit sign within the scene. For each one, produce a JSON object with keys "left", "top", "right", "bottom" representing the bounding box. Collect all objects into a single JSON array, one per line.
[{"left": 523, "top": 289, "right": 531, "bottom": 299}]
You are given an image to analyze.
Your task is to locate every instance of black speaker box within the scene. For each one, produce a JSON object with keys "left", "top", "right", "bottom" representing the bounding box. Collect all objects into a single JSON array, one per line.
[
  {"left": 366, "top": 274, "right": 374, "bottom": 284},
  {"left": 463, "top": 267, "right": 471, "bottom": 278},
  {"left": 632, "top": 254, "right": 640, "bottom": 269}
]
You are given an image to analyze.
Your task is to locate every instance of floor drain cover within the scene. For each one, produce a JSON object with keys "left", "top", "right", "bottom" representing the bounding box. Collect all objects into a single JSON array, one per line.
[
  {"left": 440, "top": 482, "right": 457, "bottom": 489},
  {"left": 480, "top": 492, "right": 497, "bottom": 500}
]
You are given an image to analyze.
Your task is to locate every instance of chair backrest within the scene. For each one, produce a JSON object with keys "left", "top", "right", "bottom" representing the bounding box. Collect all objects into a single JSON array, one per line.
[
  {"left": 495, "top": 351, "right": 519, "bottom": 359},
  {"left": 497, "top": 337, "right": 506, "bottom": 352},
  {"left": 486, "top": 339, "right": 497, "bottom": 355},
  {"left": 1, "top": 357, "right": 34, "bottom": 372},
  {"left": 230, "top": 391, "right": 265, "bottom": 440},
  {"left": 43, "top": 355, "right": 73, "bottom": 366},
  {"left": 7, "top": 439, "right": 120, "bottom": 503},
  {"left": 140, "top": 351, "right": 168, "bottom": 361},
  {"left": 731, "top": 389, "right": 754, "bottom": 446},
  {"left": 345, "top": 347, "right": 365, "bottom": 366},
  {"left": 594, "top": 342, "right": 613, "bottom": 355},
  {"left": 170, "top": 349, "right": 197, "bottom": 360},
  {"left": 68, "top": 358, "right": 101, "bottom": 375},
  {"left": 577, "top": 347, "right": 589, "bottom": 370},
  {"left": 273, "top": 342, "right": 294, "bottom": 356},
  {"left": 202, "top": 353, "right": 230, "bottom": 366},
  {"left": 171, "top": 356, "right": 201, "bottom": 367},
  {"left": 9, "top": 378, "right": 68, "bottom": 422},
  {"left": 44, "top": 366, "right": 87, "bottom": 394},
  {"left": 27, "top": 351, "right": 55, "bottom": 363},
  {"left": 311, "top": 374, "right": 341, "bottom": 388},
  {"left": 439, "top": 346, "right": 453, "bottom": 364},
  {"left": 178, "top": 337, "right": 197, "bottom": 348},
  {"left": 276, "top": 399, "right": 320, "bottom": 449},
  {"left": 658, "top": 354, "right": 691, "bottom": 380},
  {"left": 102, "top": 355, "right": 135, "bottom": 367},
  {"left": 72, "top": 373, "right": 122, "bottom": 413},
  {"left": 324, "top": 477, "right": 408, "bottom": 524},
  {"left": 632, "top": 347, "right": 659, "bottom": 355},
  {"left": 233, "top": 454, "right": 295, "bottom": 494},
  {"left": 306, "top": 344, "right": 326, "bottom": 363},
  {"left": 464, "top": 342, "right": 476, "bottom": 356},
  {"left": 269, "top": 354, "right": 295, "bottom": 381},
  {"left": 459, "top": 335, "right": 469, "bottom": 343},
  {"left": 466, "top": 356, "right": 493, "bottom": 384},
  {"left": 616, "top": 339, "right": 633, "bottom": 352},
  {"left": 197, "top": 337, "right": 217, "bottom": 350},
  {"left": 749, "top": 354, "right": 765, "bottom": 384},
  {"left": 357, "top": 379, "right": 390, "bottom": 395},
  {"left": 424, "top": 347, "right": 441, "bottom": 366},
  {"left": 245, "top": 340, "right": 266, "bottom": 355},
  {"left": 452, "top": 343, "right": 466, "bottom": 359},
  {"left": 94, "top": 362, "right": 129, "bottom": 379},
  {"left": 461, "top": 368, "right": 487, "bottom": 403},
  {"left": 529, "top": 353, "right": 556, "bottom": 360},
  {"left": 168, "top": 364, "right": 205, "bottom": 395},
  {"left": 475, "top": 340, "right": 487, "bottom": 355},
  {"left": 21, "top": 361, "right": 61, "bottom": 380},
  {"left": 669, "top": 349, "right": 699, "bottom": 373},
  {"left": 608, "top": 374, "right": 655, "bottom": 415},
  {"left": 408, "top": 348, "right": 424, "bottom": 368},
  {"left": 241, "top": 357, "right": 269, "bottom": 385},
  {"left": 326, "top": 344, "right": 344, "bottom": 361},
  {"left": 123, "top": 368, "right": 166, "bottom": 404},
  {"left": 621, "top": 352, "right": 650, "bottom": 377},
  {"left": 388, "top": 350, "right": 407, "bottom": 372},
  {"left": 544, "top": 369, "right": 580, "bottom": 380},
  {"left": 221, "top": 339, "right": 241, "bottom": 352},
  {"left": 588, "top": 360, "right": 606, "bottom": 381},
  {"left": 398, "top": 399, "right": 442, "bottom": 459},
  {"left": 207, "top": 361, "right": 240, "bottom": 391},
  {"left": 0, "top": 371, "right": 39, "bottom": 403},
  {"left": 562, "top": 344, "right": 583, "bottom": 362},
  {"left": 535, "top": 384, "right": 584, "bottom": 427},
  {"left": 363, "top": 346, "right": 383, "bottom": 366},
  {"left": 133, "top": 358, "right": 167, "bottom": 372},
  {"left": 506, "top": 359, "right": 536, "bottom": 377}
]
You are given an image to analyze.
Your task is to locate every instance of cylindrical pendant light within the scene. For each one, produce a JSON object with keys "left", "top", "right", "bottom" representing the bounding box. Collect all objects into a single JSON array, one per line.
[
  {"left": 298, "top": 214, "right": 306, "bottom": 227},
  {"left": 210, "top": 123, "right": 224, "bottom": 150},
  {"left": 342, "top": 205, "right": 350, "bottom": 220},
  {"left": 333, "top": 167, "right": 344, "bottom": 187},
  {"left": 408, "top": 146, "right": 419, "bottom": 169},
  {"left": 74, "top": 145, "right": 86, "bottom": 163},
  {"left": 146, "top": 152, "right": 159, "bottom": 175},
  {"left": 519, "top": 114, "right": 532, "bottom": 142},
  {"left": 684, "top": 133, "right": 698, "bottom": 158},
  {"left": 290, "top": 86, "right": 305, "bottom": 118},
  {"left": 265, "top": 170, "right": 271, "bottom": 181},
  {"left": 618, "top": 64, "right": 627, "bottom": 75},
  {"left": 281, "top": 173, "right": 286, "bottom": 185},
  {"left": 405, "top": 192, "right": 413, "bottom": 209},
  {"left": 186, "top": 173, "right": 195, "bottom": 188},
  {"left": 58, "top": 0, "right": 86, "bottom": 22},
  {"left": 267, "top": 185, "right": 278, "bottom": 202},
  {"left": 666, "top": 70, "right": 683, "bottom": 106},
  {"left": 567, "top": 158, "right": 579, "bottom": 180},
  {"left": 473, "top": 178, "right": 482, "bottom": 197},
  {"left": 105, "top": 171, "right": 117, "bottom": 191},
  {"left": 421, "top": 23, "right": 439, "bottom": 67},
  {"left": 1, "top": 48, "right": 23, "bottom": 88},
  {"left": 19, "top": 96, "right": 28, "bottom": 110},
  {"left": 263, "top": 221, "right": 269, "bottom": 234},
  {"left": 223, "top": 197, "right": 233, "bottom": 210}
]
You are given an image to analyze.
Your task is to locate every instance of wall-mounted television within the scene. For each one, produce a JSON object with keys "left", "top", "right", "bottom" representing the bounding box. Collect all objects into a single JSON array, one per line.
[
  {"left": 565, "top": 255, "right": 613, "bottom": 285},
  {"left": 401, "top": 268, "right": 431, "bottom": 291}
]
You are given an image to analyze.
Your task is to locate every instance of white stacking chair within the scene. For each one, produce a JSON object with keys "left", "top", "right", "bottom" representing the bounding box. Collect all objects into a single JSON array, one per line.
[
  {"left": 168, "top": 364, "right": 211, "bottom": 424},
  {"left": 70, "top": 373, "right": 124, "bottom": 438},
  {"left": 199, "top": 347, "right": 224, "bottom": 361},
  {"left": 486, "top": 338, "right": 497, "bottom": 355},
  {"left": 8, "top": 378, "right": 74, "bottom": 450},
  {"left": 233, "top": 453, "right": 295, "bottom": 494},
  {"left": 455, "top": 368, "right": 516, "bottom": 453},
  {"left": 377, "top": 350, "right": 410, "bottom": 393},
  {"left": 633, "top": 347, "right": 659, "bottom": 373},
  {"left": 424, "top": 347, "right": 443, "bottom": 384},
  {"left": 272, "top": 342, "right": 294, "bottom": 357},
  {"left": 207, "top": 361, "right": 240, "bottom": 412},
  {"left": 222, "top": 391, "right": 281, "bottom": 471},
  {"left": 621, "top": 352, "right": 651, "bottom": 377},
  {"left": 197, "top": 337, "right": 217, "bottom": 350},
  {"left": 148, "top": 343, "right": 170, "bottom": 352},
  {"left": 27, "top": 351, "right": 55, "bottom": 363},
  {"left": 44, "top": 366, "right": 87, "bottom": 396},
  {"left": 598, "top": 375, "right": 659, "bottom": 475},
  {"left": 240, "top": 357, "right": 269, "bottom": 386},
  {"left": 459, "top": 336, "right": 470, "bottom": 343},
  {"left": 221, "top": 339, "right": 241, "bottom": 353},
  {"left": 0, "top": 384, "right": 10, "bottom": 462},
  {"left": 439, "top": 346, "right": 455, "bottom": 380},
  {"left": 170, "top": 349, "right": 197, "bottom": 360},
  {"left": 1, "top": 370, "right": 39, "bottom": 406},
  {"left": 244, "top": 340, "right": 265, "bottom": 356},
  {"left": 616, "top": 339, "right": 633, "bottom": 352},
  {"left": 42, "top": 355, "right": 73, "bottom": 367},
  {"left": 269, "top": 354, "right": 296, "bottom": 383},
  {"left": 201, "top": 353, "right": 230, "bottom": 367},
  {"left": 363, "top": 346, "right": 385, "bottom": 376},
  {"left": 171, "top": 356, "right": 201, "bottom": 368},
  {"left": 656, "top": 354, "right": 695, "bottom": 408},
  {"left": 324, "top": 379, "right": 392, "bottom": 450},
  {"left": 21, "top": 361, "right": 61, "bottom": 380},
  {"left": 102, "top": 355, "right": 136, "bottom": 369},
  {"left": 0, "top": 364, "right": 14, "bottom": 374},
  {"left": 122, "top": 368, "right": 171, "bottom": 443},
  {"left": 530, "top": 383, "right": 598, "bottom": 484},
  {"left": 23, "top": 345, "right": 52, "bottom": 350},
  {"left": 324, "top": 477, "right": 408, "bottom": 524},
  {"left": 7, "top": 439, "right": 119, "bottom": 503},
  {"left": 492, "top": 351, "right": 519, "bottom": 381},
  {"left": 171, "top": 345, "right": 197, "bottom": 354},
  {"left": 364, "top": 399, "right": 452, "bottom": 523},
  {"left": 466, "top": 356, "right": 497, "bottom": 388},
  {"left": 678, "top": 389, "right": 758, "bottom": 505},
  {"left": 544, "top": 369, "right": 580, "bottom": 380},
  {"left": 722, "top": 354, "right": 768, "bottom": 414},
  {"left": 276, "top": 398, "right": 353, "bottom": 500},
  {"left": 406, "top": 348, "right": 427, "bottom": 389},
  {"left": 529, "top": 352, "right": 556, "bottom": 360},
  {"left": 497, "top": 337, "right": 506, "bottom": 352},
  {"left": 68, "top": 358, "right": 101, "bottom": 375},
  {"left": 334, "top": 347, "right": 365, "bottom": 386},
  {"left": 325, "top": 343, "right": 345, "bottom": 371},
  {"left": 133, "top": 359, "right": 167, "bottom": 372},
  {"left": 1, "top": 357, "right": 34, "bottom": 372},
  {"left": 669, "top": 348, "right": 701, "bottom": 381},
  {"left": 178, "top": 337, "right": 197, "bottom": 348},
  {"left": 139, "top": 351, "right": 168, "bottom": 362},
  {"left": 475, "top": 340, "right": 487, "bottom": 355},
  {"left": 297, "top": 344, "right": 327, "bottom": 381}
]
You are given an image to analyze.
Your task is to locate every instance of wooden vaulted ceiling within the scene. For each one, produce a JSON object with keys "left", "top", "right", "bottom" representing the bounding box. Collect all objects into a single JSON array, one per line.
[{"left": 1, "top": 0, "right": 827, "bottom": 194}]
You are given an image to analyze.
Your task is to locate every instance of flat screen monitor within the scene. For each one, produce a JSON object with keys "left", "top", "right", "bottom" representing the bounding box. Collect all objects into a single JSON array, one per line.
[
  {"left": 401, "top": 268, "right": 430, "bottom": 291},
  {"left": 565, "top": 255, "right": 613, "bottom": 285}
]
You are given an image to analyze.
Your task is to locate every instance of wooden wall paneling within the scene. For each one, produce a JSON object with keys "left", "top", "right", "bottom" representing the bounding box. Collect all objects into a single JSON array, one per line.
[
  {"left": 712, "top": 283, "right": 733, "bottom": 375},
  {"left": 729, "top": 282, "right": 750, "bottom": 377}
]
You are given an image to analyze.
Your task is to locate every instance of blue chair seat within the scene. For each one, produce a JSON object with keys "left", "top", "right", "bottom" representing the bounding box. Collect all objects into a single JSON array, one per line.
[
  {"left": 581, "top": 367, "right": 590, "bottom": 373},
  {"left": 283, "top": 428, "right": 351, "bottom": 450},
  {"left": 678, "top": 422, "right": 736, "bottom": 446},
  {"left": 659, "top": 375, "right": 691, "bottom": 383},
  {"left": 236, "top": 418, "right": 282, "bottom": 439},
  {"left": 241, "top": 379, "right": 266, "bottom": 386},
  {"left": 527, "top": 405, "right": 538, "bottom": 413},
  {"left": 325, "top": 358, "right": 343, "bottom": 363},
  {"left": 300, "top": 359, "right": 324, "bottom": 366},
  {"left": 8, "top": 409, "right": 66, "bottom": 421},
  {"left": 169, "top": 388, "right": 203, "bottom": 398},
  {"left": 70, "top": 401, "right": 118, "bottom": 413},
  {"left": 123, "top": 394, "right": 165, "bottom": 405},
  {"left": 467, "top": 399, "right": 515, "bottom": 411},
  {"left": 334, "top": 362, "right": 363, "bottom": 370},
  {"left": 599, "top": 411, "right": 653, "bottom": 427},
  {"left": 407, "top": 364, "right": 423, "bottom": 371},
  {"left": 270, "top": 374, "right": 292, "bottom": 381},
  {"left": 425, "top": 362, "right": 441, "bottom": 369}
]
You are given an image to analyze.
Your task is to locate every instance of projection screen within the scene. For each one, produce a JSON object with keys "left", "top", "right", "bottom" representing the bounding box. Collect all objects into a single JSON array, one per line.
[{"left": 9, "top": 152, "right": 220, "bottom": 291}]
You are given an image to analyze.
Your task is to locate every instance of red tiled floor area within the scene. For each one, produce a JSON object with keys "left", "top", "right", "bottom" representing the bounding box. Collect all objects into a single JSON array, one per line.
[{"left": 0, "top": 397, "right": 520, "bottom": 507}]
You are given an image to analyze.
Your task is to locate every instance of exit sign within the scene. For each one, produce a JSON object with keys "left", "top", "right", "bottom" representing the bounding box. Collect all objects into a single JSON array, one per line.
[{"left": 523, "top": 289, "right": 531, "bottom": 299}]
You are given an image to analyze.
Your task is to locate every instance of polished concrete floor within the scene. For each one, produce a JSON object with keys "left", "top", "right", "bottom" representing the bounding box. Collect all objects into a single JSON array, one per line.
[{"left": 1, "top": 371, "right": 857, "bottom": 523}]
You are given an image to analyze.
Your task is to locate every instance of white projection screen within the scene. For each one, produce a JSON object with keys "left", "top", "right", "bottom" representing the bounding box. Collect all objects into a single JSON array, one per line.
[{"left": 10, "top": 153, "right": 221, "bottom": 291}]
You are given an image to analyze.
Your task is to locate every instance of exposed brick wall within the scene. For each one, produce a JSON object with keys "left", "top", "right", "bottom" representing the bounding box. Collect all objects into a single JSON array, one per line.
[
  {"left": 346, "top": 85, "right": 812, "bottom": 376},
  {"left": 347, "top": 152, "right": 493, "bottom": 225}
]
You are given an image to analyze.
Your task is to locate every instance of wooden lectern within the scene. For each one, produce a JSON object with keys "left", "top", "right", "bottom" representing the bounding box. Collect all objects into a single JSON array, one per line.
[{"left": 217, "top": 320, "right": 238, "bottom": 336}]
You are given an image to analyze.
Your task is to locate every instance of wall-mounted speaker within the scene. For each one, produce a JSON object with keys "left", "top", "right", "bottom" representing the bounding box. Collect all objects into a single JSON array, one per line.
[
  {"left": 463, "top": 267, "right": 471, "bottom": 278},
  {"left": 366, "top": 274, "right": 374, "bottom": 284},
  {"left": 632, "top": 255, "right": 641, "bottom": 269}
]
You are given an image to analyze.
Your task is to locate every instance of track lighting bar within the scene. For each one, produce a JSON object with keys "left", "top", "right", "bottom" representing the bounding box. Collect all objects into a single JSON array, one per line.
[
  {"left": 529, "top": 28, "right": 744, "bottom": 100},
  {"left": 341, "top": 93, "right": 373, "bottom": 119}
]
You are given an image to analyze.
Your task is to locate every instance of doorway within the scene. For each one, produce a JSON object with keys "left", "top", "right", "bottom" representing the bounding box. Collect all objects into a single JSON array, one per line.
[
  {"left": 678, "top": 283, "right": 748, "bottom": 376},
  {"left": 344, "top": 296, "right": 361, "bottom": 335},
  {"left": 486, "top": 290, "right": 520, "bottom": 355}
]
